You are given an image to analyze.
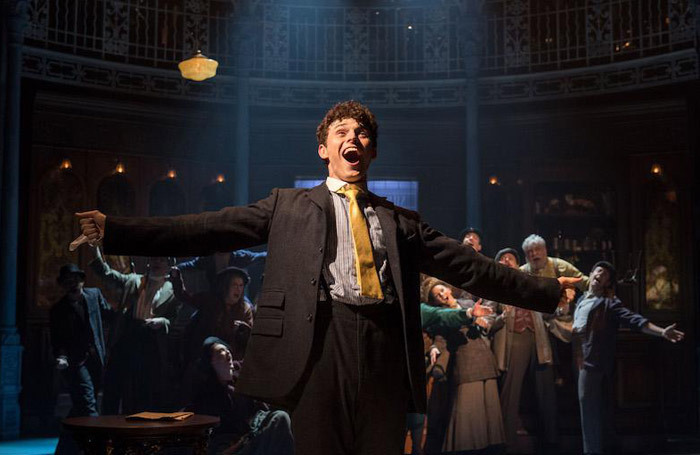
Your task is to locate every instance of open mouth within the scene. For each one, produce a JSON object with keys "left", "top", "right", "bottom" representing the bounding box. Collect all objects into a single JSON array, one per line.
[{"left": 342, "top": 148, "right": 361, "bottom": 165}]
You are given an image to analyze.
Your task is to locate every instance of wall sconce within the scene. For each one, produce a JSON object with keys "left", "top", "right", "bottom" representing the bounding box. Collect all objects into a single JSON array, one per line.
[
  {"left": 488, "top": 175, "right": 500, "bottom": 186},
  {"left": 59, "top": 158, "right": 72, "bottom": 170},
  {"left": 650, "top": 163, "right": 663, "bottom": 176},
  {"left": 115, "top": 161, "right": 125, "bottom": 174},
  {"left": 178, "top": 50, "right": 218, "bottom": 82},
  {"left": 216, "top": 174, "right": 226, "bottom": 183},
  {"left": 167, "top": 169, "right": 177, "bottom": 179}
]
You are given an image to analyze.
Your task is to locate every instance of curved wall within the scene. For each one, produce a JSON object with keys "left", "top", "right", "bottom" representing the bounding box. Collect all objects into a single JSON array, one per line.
[{"left": 21, "top": 0, "right": 698, "bottom": 104}]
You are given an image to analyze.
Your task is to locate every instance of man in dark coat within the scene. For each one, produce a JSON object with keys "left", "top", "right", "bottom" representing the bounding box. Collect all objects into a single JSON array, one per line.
[
  {"left": 76, "top": 101, "right": 578, "bottom": 455},
  {"left": 50, "top": 264, "right": 113, "bottom": 454}
]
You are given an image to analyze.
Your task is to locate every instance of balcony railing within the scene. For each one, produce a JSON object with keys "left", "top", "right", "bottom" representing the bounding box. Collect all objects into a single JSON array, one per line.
[{"left": 23, "top": 0, "right": 696, "bottom": 81}]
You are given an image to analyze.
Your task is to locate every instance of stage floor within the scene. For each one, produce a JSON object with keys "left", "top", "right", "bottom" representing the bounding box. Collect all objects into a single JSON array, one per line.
[
  {"left": 2, "top": 436, "right": 700, "bottom": 455},
  {"left": 0, "top": 438, "right": 57, "bottom": 455}
]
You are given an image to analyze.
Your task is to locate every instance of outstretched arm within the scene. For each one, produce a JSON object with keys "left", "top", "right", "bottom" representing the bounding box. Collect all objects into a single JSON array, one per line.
[
  {"left": 642, "top": 322, "right": 685, "bottom": 343},
  {"left": 418, "top": 222, "right": 571, "bottom": 314},
  {"left": 77, "top": 190, "right": 279, "bottom": 258},
  {"left": 88, "top": 247, "right": 134, "bottom": 288},
  {"left": 420, "top": 303, "right": 472, "bottom": 332}
]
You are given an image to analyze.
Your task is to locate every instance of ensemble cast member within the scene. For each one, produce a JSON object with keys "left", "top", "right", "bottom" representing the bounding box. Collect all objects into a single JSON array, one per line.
[
  {"left": 520, "top": 233, "right": 587, "bottom": 447},
  {"left": 50, "top": 264, "right": 113, "bottom": 454},
  {"left": 169, "top": 266, "right": 254, "bottom": 366},
  {"left": 459, "top": 227, "right": 483, "bottom": 256},
  {"left": 89, "top": 247, "right": 180, "bottom": 414},
  {"left": 521, "top": 234, "right": 589, "bottom": 294},
  {"left": 189, "top": 337, "right": 294, "bottom": 455},
  {"left": 406, "top": 298, "right": 493, "bottom": 455},
  {"left": 426, "top": 281, "right": 505, "bottom": 454},
  {"left": 176, "top": 249, "right": 267, "bottom": 298},
  {"left": 491, "top": 248, "right": 564, "bottom": 453},
  {"left": 77, "top": 100, "right": 578, "bottom": 455},
  {"left": 569, "top": 261, "right": 684, "bottom": 455}
]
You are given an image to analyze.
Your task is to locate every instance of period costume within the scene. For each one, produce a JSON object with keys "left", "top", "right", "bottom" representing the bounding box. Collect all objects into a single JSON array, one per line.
[
  {"left": 520, "top": 256, "right": 589, "bottom": 290},
  {"left": 442, "top": 298, "right": 505, "bottom": 454},
  {"left": 571, "top": 293, "right": 648, "bottom": 454},
  {"left": 90, "top": 251, "right": 180, "bottom": 414},
  {"left": 102, "top": 181, "right": 561, "bottom": 455},
  {"left": 177, "top": 249, "right": 267, "bottom": 297},
  {"left": 406, "top": 304, "right": 474, "bottom": 455},
  {"left": 517, "top": 255, "right": 587, "bottom": 449},
  {"left": 50, "top": 285, "right": 112, "bottom": 417},
  {"left": 178, "top": 267, "right": 255, "bottom": 366},
  {"left": 493, "top": 304, "right": 559, "bottom": 450},
  {"left": 50, "top": 264, "right": 114, "bottom": 455},
  {"left": 189, "top": 337, "right": 293, "bottom": 455}
]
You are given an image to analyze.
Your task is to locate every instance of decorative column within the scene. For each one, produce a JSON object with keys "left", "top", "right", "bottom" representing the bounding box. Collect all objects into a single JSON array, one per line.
[
  {"left": 461, "top": 2, "right": 484, "bottom": 229},
  {"left": 234, "top": 58, "right": 251, "bottom": 205},
  {"left": 233, "top": 14, "right": 256, "bottom": 205},
  {"left": 0, "top": 0, "right": 27, "bottom": 440}
]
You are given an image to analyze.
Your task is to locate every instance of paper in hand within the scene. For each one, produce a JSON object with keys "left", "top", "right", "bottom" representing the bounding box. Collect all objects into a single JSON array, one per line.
[{"left": 69, "top": 234, "right": 92, "bottom": 251}]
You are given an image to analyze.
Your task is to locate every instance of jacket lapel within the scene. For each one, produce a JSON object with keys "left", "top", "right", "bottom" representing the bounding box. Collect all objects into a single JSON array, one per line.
[
  {"left": 371, "top": 194, "right": 404, "bottom": 306},
  {"left": 307, "top": 183, "right": 331, "bottom": 213},
  {"left": 307, "top": 182, "right": 335, "bottom": 251}
]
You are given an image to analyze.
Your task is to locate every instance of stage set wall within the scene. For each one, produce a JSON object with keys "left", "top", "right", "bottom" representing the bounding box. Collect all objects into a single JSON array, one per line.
[{"left": 10, "top": 76, "right": 698, "bottom": 453}]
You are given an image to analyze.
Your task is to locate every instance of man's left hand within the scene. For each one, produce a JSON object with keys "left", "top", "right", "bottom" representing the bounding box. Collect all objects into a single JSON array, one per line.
[{"left": 662, "top": 323, "right": 685, "bottom": 343}]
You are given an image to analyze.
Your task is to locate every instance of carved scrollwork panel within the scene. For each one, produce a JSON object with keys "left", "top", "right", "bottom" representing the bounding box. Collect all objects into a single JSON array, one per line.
[
  {"left": 344, "top": 8, "right": 369, "bottom": 74},
  {"left": 262, "top": 4, "right": 289, "bottom": 72},
  {"left": 25, "top": 0, "right": 48, "bottom": 40},
  {"left": 504, "top": 0, "right": 530, "bottom": 69},
  {"left": 103, "top": 0, "right": 130, "bottom": 56},
  {"left": 586, "top": 0, "right": 612, "bottom": 58},
  {"left": 668, "top": 0, "right": 694, "bottom": 43},
  {"left": 423, "top": 6, "right": 449, "bottom": 73}
]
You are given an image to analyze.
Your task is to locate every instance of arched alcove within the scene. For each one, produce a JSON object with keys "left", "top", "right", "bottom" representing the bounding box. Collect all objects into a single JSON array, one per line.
[
  {"left": 149, "top": 179, "right": 187, "bottom": 216},
  {"left": 36, "top": 168, "right": 85, "bottom": 309}
]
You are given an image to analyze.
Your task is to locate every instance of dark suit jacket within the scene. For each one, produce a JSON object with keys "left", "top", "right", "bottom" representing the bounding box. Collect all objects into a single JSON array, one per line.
[
  {"left": 572, "top": 294, "right": 649, "bottom": 373},
  {"left": 103, "top": 184, "right": 560, "bottom": 412},
  {"left": 49, "top": 288, "right": 112, "bottom": 366}
]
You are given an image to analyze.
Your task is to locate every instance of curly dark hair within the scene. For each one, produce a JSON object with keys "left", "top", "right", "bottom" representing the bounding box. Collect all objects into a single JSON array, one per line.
[{"left": 315, "top": 100, "right": 378, "bottom": 147}]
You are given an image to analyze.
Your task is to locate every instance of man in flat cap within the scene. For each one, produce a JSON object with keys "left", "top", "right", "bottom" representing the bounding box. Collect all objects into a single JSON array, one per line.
[{"left": 50, "top": 264, "right": 113, "bottom": 454}]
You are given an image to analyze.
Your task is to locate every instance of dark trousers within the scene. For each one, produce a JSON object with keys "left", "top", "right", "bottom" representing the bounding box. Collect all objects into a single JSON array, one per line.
[
  {"left": 290, "top": 301, "right": 411, "bottom": 455},
  {"left": 65, "top": 354, "right": 102, "bottom": 417},
  {"left": 572, "top": 334, "right": 615, "bottom": 455},
  {"left": 499, "top": 330, "right": 558, "bottom": 449},
  {"left": 56, "top": 354, "right": 102, "bottom": 455}
]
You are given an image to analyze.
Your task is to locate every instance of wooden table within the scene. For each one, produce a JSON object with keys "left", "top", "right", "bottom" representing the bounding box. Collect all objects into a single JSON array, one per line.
[{"left": 62, "top": 414, "right": 220, "bottom": 455}]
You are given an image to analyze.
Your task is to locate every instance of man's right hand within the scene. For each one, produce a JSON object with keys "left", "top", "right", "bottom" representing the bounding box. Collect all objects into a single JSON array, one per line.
[
  {"left": 56, "top": 356, "right": 69, "bottom": 370},
  {"left": 76, "top": 210, "right": 107, "bottom": 245}
]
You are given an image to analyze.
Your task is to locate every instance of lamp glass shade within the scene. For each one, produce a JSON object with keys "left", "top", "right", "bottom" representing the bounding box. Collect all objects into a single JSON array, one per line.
[{"left": 178, "top": 51, "right": 219, "bottom": 81}]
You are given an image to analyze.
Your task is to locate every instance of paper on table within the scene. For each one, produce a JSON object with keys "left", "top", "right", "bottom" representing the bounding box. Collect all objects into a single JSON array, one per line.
[{"left": 126, "top": 412, "right": 194, "bottom": 421}]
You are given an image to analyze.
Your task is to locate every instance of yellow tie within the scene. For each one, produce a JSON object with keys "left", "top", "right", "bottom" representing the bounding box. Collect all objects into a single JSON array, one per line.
[{"left": 336, "top": 184, "right": 384, "bottom": 300}]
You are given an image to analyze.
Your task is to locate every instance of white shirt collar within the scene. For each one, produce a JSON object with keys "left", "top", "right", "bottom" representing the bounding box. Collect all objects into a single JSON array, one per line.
[{"left": 325, "top": 177, "right": 368, "bottom": 193}]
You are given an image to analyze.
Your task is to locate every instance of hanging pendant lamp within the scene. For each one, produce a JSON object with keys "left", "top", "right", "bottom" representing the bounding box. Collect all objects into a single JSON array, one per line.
[{"left": 178, "top": 50, "right": 219, "bottom": 81}]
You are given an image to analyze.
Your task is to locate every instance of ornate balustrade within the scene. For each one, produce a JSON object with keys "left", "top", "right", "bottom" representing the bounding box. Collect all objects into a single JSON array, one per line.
[{"left": 20, "top": 0, "right": 699, "bottom": 104}]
